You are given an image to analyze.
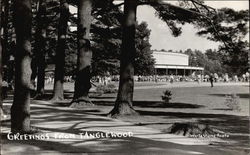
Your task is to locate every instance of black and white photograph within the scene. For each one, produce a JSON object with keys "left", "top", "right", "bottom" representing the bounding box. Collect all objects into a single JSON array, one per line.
[{"left": 0, "top": 0, "right": 249, "bottom": 154}]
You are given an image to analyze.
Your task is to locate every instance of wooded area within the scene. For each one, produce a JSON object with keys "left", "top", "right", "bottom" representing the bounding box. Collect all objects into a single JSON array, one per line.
[{"left": 0, "top": 0, "right": 249, "bottom": 134}]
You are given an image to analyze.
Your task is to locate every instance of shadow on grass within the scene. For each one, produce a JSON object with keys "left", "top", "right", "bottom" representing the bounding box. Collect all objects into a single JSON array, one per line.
[
  {"left": 2, "top": 99, "right": 249, "bottom": 153},
  {"left": 30, "top": 90, "right": 74, "bottom": 101},
  {"left": 209, "top": 93, "right": 250, "bottom": 99},
  {"left": 91, "top": 100, "right": 204, "bottom": 109},
  {"left": 2, "top": 129, "right": 231, "bottom": 154},
  {"left": 137, "top": 110, "right": 240, "bottom": 119},
  {"left": 134, "top": 101, "right": 204, "bottom": 109},
  {"left": 30, "top": 89, "right": 117, "bottom": 101},
  {"left": 212, "top": 108, "right": 232, "bottom": 111},
  {"left": 90, "top": 96, "right": 116, "bottom": 99},
  {"left": 198, "top": 117, "right": 250, "bottom": 149}
]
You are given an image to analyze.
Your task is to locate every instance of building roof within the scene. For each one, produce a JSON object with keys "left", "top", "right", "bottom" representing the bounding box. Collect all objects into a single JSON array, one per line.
[{"left": 152, "top": 50, "right": 189, "bottom": 66}]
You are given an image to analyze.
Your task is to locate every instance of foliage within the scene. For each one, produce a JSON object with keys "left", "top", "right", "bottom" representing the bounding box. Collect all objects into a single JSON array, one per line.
[
  {"left": 151, "top": 1, "right": 249, "bottom": 75},
  {"left": 135, "top": 22, "right": 155, "bottom": 75},
  {"left": 91, "top": 15, "right": 155, "bottom": 76},
  {"left": 184, "top": 49, "right": 225, "bottom": 75},
  {"left": 224, "top": 94, "right": 241, "bottom": 111},
  {"left": 161, "top": 90, "right": 172, "bottom": 103},
  {"left": 61, "top": 2, "right": 155, "bottom": 76},
  {"left": 195, "top": 8, "right": 249, "bottom": 75}
]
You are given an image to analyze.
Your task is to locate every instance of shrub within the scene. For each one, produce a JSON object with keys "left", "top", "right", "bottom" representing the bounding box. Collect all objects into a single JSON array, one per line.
[
  {"left": 96, "top": 83, "right": 118, "bottom": 95},
  {"left": 224, "top": 94, "right": 241, "bottom": 111},
  {"left": 161, "top": 90, "right": 172, "bottom": 103}
]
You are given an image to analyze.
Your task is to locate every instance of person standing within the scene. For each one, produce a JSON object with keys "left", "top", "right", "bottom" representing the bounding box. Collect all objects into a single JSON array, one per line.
[
  {"left": 197, "top": 74, "right": 201, "bottom": 84},
  {"left": 170, "top": 74, "right": 174, "bottom": 84},
  {"left": 242, "top": 74, "right": 246, "bottom": 82},
  {"left": 246, "top": 72, "right": 249, "bottom": 82},
  {"left": 214, "top": 73, "right": 218, "bottom": 82},
  {"left": 209, "top": 73, "right": 214, "bottom": 87}
]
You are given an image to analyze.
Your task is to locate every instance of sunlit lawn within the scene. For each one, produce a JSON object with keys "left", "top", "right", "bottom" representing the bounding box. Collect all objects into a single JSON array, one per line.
[{"left": 2, "top": 82, "right": 249, "bottom": 151}]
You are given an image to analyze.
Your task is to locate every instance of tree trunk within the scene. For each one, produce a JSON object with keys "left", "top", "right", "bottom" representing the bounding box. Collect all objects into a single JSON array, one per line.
[
  {"left": 51, "top": 0, "right": 69, "bottom": 101},
  {"left": 33, "top": 0, "right": 47, "bottom": 98},
  {"left": 0, "top": 1, "right": 4, "bottom": 117},
  {"left": 2, "top": 0, "right": 10, "bottom": 86},
  {"left": 3, "top": 0, "right": 9, "bottom": 66},
  {"left": 109, "top": 0, "right": 138, "bottom": 117},
  {"left": 70, "top": 0, "right": 93, "bottom": 107},
  {"left": 11, "top": 0, "right": 32, "bottom": 133}
]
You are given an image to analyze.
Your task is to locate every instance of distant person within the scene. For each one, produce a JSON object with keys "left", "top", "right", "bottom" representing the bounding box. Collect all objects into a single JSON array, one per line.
[
  {"left": 246, "top": 72, "right": 249, "bottom": 82},
  {"left": 209, "top": 73, "right": 214, "bottom": 87},
  {"left": 234, "top": 75, "right": 238, "bottom": 82},
  {"left": 242, "top": 74, "right": 246, "bottom": 82},
  {"left": 2, "top": 80, "right": 8, "bottom": 99},
  {"left": 224, "top": 73, "right": 229, "bottom": 82},
  {"left": 170, "top": 74, "right": 174, "bottom": 84},
  {"left": 205, "top": 75, "right": 209, "bottom": 82},
  {"left": 214, "top": 73, "right": 218, "bottom": 82},
  {"left": 197, "top": 74, "right": 201, "bottom": 84}
]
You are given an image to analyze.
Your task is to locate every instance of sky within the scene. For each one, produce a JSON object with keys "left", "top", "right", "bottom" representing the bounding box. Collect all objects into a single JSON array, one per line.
[
  {"left": 69, "top": 1, "right": 249, "bottom": 52},
  {"left": 137, "top": 0, "right": 249, "bottom": 52}
]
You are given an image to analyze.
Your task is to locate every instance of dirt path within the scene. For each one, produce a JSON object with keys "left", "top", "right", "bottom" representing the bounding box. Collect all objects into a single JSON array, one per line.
[{"left": 1, "top": 100, "right": 248, "bottom": 154}]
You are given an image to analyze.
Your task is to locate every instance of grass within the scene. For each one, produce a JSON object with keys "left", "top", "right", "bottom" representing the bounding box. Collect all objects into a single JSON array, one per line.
[
  {"left": 2, "top": 82, "right": 249, "bottom": 152},
  {"left": 88, "top": 83, "right": 250, "bottom": 151}
]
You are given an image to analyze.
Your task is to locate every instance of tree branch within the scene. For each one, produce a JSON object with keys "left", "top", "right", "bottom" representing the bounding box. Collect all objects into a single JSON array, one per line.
[
  {"left": 138, "top": 0, "right": 209, "bottom": 18},
  {"left": 114, "top": 2, "right": 124, "bottom": 8},
  {"left": 189, "top": 0, "right": 216, "bottom": 13}
]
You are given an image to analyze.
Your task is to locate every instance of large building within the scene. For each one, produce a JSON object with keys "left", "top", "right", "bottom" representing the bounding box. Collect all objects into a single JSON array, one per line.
[{"left": 152, "top": 50, "right": 204, "bottom": 76}]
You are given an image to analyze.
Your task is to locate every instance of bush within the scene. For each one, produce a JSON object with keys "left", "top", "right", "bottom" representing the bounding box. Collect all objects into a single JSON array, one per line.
[
  {"left": 224, "top": 94, "right": 241, "bottom": 111},
  {"left": 161, "top": 90, "right": 172, "bottom": 103},
  {"left": 96, "top": 83, "right": 118, "bottom": 95}
]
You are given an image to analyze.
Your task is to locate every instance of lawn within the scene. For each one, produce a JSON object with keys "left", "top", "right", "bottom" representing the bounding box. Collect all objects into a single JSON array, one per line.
[
  {"left": 87, "top": 83, "right": 250, "bottom": 151},
  {"left": 2, "top": 82, "right": 249, "bottom": 153}
]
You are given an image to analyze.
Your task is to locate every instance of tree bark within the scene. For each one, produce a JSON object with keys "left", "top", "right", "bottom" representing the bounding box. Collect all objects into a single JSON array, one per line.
[
  {"left": 51, "top": 0, "right": 69, "bottom": 101},
  {"left": 31, "top": 0, "right": 47, "bottom": 99},
  {"left": 11, "top": 0, "right": 32, "bottom": 133},
  {"left": 70, "top": 0, "right": 93, "bottom": 107},
  {"left": 2, "top": 0, "right": 10, "bottom": 85},
  {"left": 109, "top": 0, "right": 138, "bottom": 117},
  {"left": 0, "top": 0, "right": 4, "bottom": 117}
]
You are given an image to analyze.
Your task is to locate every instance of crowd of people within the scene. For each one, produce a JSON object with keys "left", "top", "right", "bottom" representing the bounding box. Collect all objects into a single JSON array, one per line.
[
  {"left": 91, "top": 71, "right": 250, "bottom": 84},
  {"left": 61, "top": 72, "right": 250, "bottom": 84},
  {"left": 2, "top": 71, "right": 249, "bottom": 99}
]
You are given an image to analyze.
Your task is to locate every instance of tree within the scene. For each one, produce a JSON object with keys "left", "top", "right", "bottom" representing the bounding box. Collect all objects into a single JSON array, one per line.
[
  {"left": 91, "top": 21, "right": 154, "bottom": 76},
  {"left": 51, "top": 0, "right": 69, "bottom": 101},
  {"left": 108, "top": 0, "right": 216, "bottom": 117},
  {"left": 0, "top": 0, "right": 4, "bottom": 117},
  {"left": 70, "top": 0, "right": 93, "bottom": 106},
  {"left": 134, "top": 22, "right": 155, "bottom": 75},
  {"left": 11, "top": 0, "right": 32, "bottom": 132},
  {"left": 2, "top": 0, "right": 9, "bottom": 67},
  {"left": 196, "top": 8, "right": 249, "bottom": 75},
  {"left": 60, "top": 1, "right": 155, "bottom": 77},
  {"left": 205, "top": 49, "right": 220, "bottom": 61},
  {"left": 108, "top": 0, "right": 138, "bottom": 117},
  {"left": 184, "top": 49, "right": 225, "bottom": 75},
  {"left": 32, "top": 0, "right": 47, "bottom": 98},
  {"left": 2, "top": 0, "right": 14, "bottom": 85}
]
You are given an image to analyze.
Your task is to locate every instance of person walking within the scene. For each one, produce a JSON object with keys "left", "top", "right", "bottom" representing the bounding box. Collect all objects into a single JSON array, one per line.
[
  {"left": 209, "top": 73, "right": 214, "bottom": 87},
  {"left": 170, "top": 74, "right": 174, "bottom": 84}
]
